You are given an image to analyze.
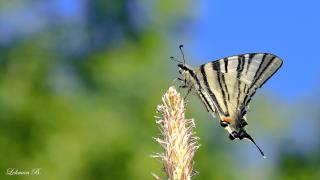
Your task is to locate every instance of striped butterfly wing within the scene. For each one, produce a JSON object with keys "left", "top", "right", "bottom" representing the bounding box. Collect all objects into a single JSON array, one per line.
[{"left": 196, "top": 53, "right": 283, "bottom": 120}]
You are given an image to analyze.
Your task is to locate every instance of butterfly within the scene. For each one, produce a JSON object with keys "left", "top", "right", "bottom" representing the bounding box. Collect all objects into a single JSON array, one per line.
[{"left": 176, "top": 45, "right": 283, "bottom": 158}]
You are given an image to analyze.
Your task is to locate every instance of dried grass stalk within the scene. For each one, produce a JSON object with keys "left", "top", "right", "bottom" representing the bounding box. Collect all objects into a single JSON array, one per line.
[{"left": 152, "top": 86, "right": 200, "bottom": 180}]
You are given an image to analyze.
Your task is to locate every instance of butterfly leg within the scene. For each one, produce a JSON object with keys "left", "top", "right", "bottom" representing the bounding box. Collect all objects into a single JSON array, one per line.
[
  {"left": 184, "top": 87, "right": 192, "bottom": 99},
  {"left": 177, "top": 78, "right": 187, "bottom": 89}
]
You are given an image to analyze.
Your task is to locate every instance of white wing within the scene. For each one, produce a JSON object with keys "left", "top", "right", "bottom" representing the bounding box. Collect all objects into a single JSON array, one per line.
[{"left": 195, "top": 53, "right": 283, "bottom": 119}]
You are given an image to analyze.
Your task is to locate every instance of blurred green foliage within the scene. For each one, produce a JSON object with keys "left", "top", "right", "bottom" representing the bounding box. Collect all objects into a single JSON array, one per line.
[{"left": 0, "top": 1, "right": 319, "bottom": 180}]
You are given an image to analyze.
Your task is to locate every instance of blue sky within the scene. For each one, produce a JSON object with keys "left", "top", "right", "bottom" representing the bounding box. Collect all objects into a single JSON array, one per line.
[
  {"left": 1, "top": 0, "right": 319, "bottom": 100},
  {"left": 190, "top": 0, "right": 320, "bottom": 100}
]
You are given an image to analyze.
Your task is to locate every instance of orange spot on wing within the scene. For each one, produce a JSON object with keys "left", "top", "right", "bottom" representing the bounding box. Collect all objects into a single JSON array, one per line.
[{"left": 221, "top": 117, "right": 233, "bottom": 123}]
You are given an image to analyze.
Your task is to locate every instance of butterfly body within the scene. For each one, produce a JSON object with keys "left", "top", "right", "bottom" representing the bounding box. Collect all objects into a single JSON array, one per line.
[{"left": 178, "top": 53, "right": 283, "bottom": 157}]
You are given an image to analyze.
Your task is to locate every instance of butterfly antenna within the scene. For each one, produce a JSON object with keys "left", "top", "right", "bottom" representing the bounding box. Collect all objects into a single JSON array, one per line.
[
  {"left": 170, "top": 56, "right": 183, "bottom": 64},
  {"left": 179, "top": 45, "right": 186, "bottom": 65},
  {"left": 245, "top": 132, "right": 266, "bottom": 158}
]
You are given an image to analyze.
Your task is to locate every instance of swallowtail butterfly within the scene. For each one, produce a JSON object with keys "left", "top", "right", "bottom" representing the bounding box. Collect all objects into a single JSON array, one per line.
[{"left": 176, "top": 45, "right": 283, "bottom": 158}]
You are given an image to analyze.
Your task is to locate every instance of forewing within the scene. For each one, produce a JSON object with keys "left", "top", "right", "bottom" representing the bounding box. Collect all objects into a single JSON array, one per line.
[{"left": 196, "top": 53, "right": 282, "bottom": 119}]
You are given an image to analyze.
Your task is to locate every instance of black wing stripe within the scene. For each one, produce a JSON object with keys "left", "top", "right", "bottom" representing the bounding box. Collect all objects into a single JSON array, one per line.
[
  {"left": 221, "top": 74, "right": 230, "bottom": 101},
  {"left": 224, "top": 58, "right": 228, "bottom": 73},
  {"left": 198, "top": 91, "right": 212, "bottom": 112},
  {"left": 199, "top": 65, "right": 222, "bottom": 113},
  {"left": 212, "top": 61, "right": 220, "bottom": 71},
  {"left": 246, "top": 53, "right": 255, "bottom": 74},
  {"left": 213, "top": 62, "right": 230, "bottom": 116},
  {"left": 236, "top": 55, "right": 245, "bottom": 108},
  {"left": 252, "top": 54, "right": 267, "bottom": 83},
  {"left": 183, "top": 66, "right": 216, "bottom": 113},
  {"left": 236, "top": 55, "right": 245, "bottom": 78},
  {"left": 243, "top": 55, "right": 276, "bottom": 107},
  {"left": 252, "top": 55, "right": 276, "bottom": 89},
  {"left": 236, "top": 80, "right": 241, "bottom": 108},
  {"left": 259, "top": 57, "right": 283, "bottom": 88},
  {"left": 216, "top": 71, "right": 229, "bottom": 116}
]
